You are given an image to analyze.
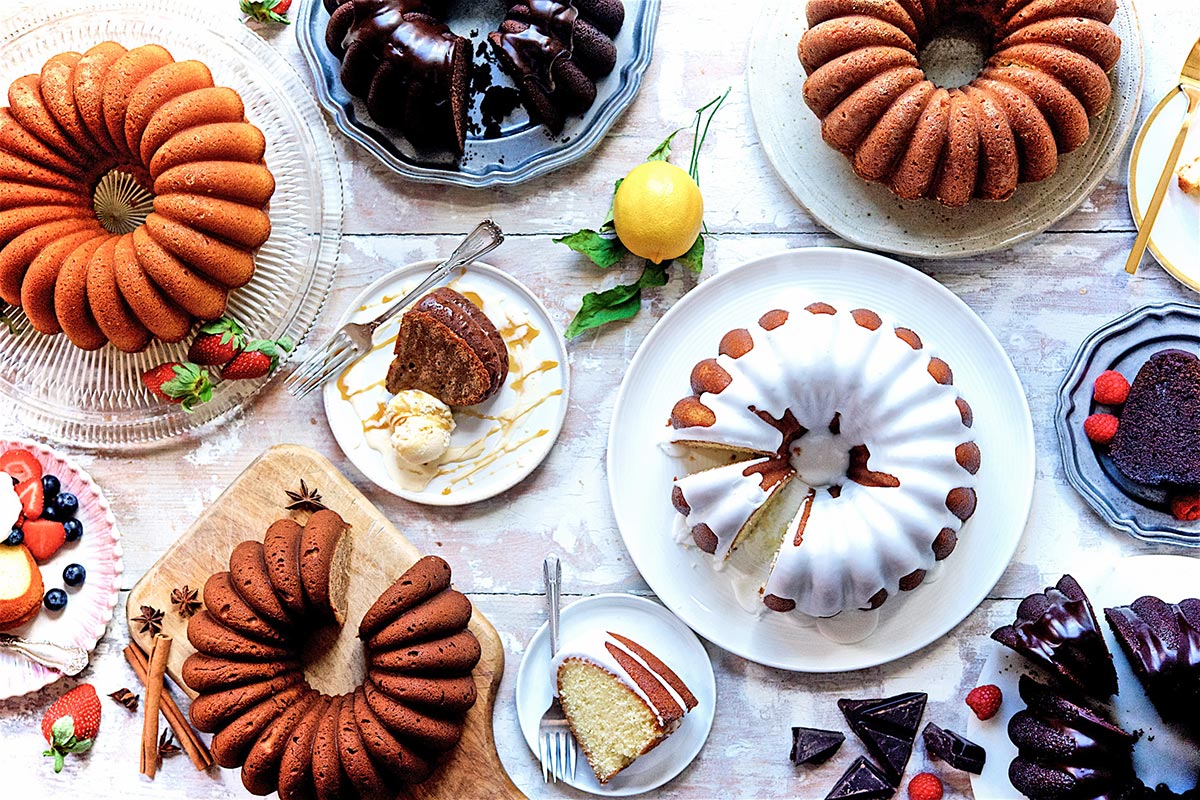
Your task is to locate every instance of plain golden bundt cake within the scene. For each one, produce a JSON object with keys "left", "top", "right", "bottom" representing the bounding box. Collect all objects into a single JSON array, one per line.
[
  {"left": 0, "top": 42, "right": 275, "bottom": 352},
  {"left": 797, "top": 0, "right": 1122, "bottom": 206},
  {"left": 182, "top": 512, "right": 482, "bottom": 799}
]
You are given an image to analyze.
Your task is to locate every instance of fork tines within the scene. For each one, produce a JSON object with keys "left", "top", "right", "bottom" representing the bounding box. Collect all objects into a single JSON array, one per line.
[
  {"left": 285, "top": 330, "right": 356, "bottom": 399},
  {"left": 538, "top": 726, "right": 577, "bottom": 783}
]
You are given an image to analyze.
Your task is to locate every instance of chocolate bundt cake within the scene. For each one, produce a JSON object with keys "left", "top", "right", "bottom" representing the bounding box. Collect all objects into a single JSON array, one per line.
[
  {"left": 1008, "top": 674, "right": 1137, "bottom": 800},
  {"left": 1110, "top": 350, "right": 1200, "bottom": 489},
  {"left": 0, "top": 42, "right": 275, "bottom": 351},
  {"left": 797, "top": 0, "right": 1122, "bottom": 206},
  {"left": 992, "top": 574, "right": 1119, "bottom": 698},
  {"left": 386, "top": 287, "right": 510, "bottom": 406},
  {"left": 183, "top": 515, "right": 482, "bottom": 799},
  {"left": 1105, "top": 596, "right": 1200, "bottom": 736}
]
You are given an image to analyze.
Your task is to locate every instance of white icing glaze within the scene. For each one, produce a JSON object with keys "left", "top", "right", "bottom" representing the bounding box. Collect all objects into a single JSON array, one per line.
[
  {"left": 672, "top": 457, "right": 790, "bottom": 560},
  {"left": 669, "top": 306, "right": 977, "bottom": 618},
  {"left": 553, "top": 631, "right": 692, "bottom": 731}
]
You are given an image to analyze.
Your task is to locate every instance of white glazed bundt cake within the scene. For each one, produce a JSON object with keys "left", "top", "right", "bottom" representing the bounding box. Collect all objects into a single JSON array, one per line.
[{"left": 669, "top": 302, "right": 979, "bottom": 618}]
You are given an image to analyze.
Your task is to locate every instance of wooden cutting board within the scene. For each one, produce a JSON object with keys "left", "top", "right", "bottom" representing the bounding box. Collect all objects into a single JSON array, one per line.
[{"left": 128, "top": 443, "right": 524, "bottom": 799}]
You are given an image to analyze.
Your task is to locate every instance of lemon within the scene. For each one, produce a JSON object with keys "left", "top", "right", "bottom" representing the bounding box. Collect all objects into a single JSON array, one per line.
[{"left": 612, "top": 161, "right": 704, "bottom": 264}]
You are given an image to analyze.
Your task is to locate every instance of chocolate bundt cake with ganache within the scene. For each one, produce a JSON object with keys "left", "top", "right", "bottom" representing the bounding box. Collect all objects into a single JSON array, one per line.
[
  {"left": 183, "top": 510, "right": 482, "bottom": 798},
  {"left": 0, "top": 42, "right": 275, "bottom": 352},
  {"left": 323, "top": 0, "right": 624, "bottom": 154},
  {"left": 992, "top": 574, "right": 1119, "bottom": 698},
  {"left": 797, "top": 0, "right": 1122, "bottom": 206},
  {"left": 1110, "top": 350, "right": 1200, "bottom": 489}
]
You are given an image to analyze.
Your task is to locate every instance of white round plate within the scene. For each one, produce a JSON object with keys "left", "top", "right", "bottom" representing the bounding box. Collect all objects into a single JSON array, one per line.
[
  {"left": 0, "top": 439, "right": 122, "bottom": 699},
  {"left": 323, "top": 261, "right": 569, "bottom": 506},
  {"left": 515, "top": 593, "right": 717, "bottom": 796},
  {"left": 608, "top": 247, "right": 1035, "bottom": 672},
  {"left": 969, "top": 556, "right": 1200, "bottom": 797},
  {"left": 748, "top": 0, "right": 1143, "bottom": 259},
  {"left": 1128, "top": 87, "right": 1200, "bottom": 292}
]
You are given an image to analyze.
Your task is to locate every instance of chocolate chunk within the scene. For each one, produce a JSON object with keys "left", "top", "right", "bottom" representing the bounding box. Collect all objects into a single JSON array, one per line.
[
  {"left": 922, "top": 722, "right": 986, "bottom": 774},
  {"left": 825, "top": 756, "right": 896, "bottom": 800},
  {"left": 838, "top": 692, "right": 927, "bottom": 785},
  {"left": 789, "top": 726, "right": 844, "bottom": 765}
]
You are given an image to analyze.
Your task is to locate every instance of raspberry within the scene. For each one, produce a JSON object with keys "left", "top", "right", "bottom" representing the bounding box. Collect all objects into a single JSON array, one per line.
[
  {"left": 908, "top": 772, "right": 944, "bottom": 800},
  {"left": 1093, "top": 370, "right": 1130, "bottom": 405},
  {"left": 1171, "top": 492, "right": 1200, "bottom": 522},
  {"left": 965, "top": 684, "right": 1002, "bottom": 720},
  {"left": 1084, "top": 413, "right": 1119, "bottom": 445}
]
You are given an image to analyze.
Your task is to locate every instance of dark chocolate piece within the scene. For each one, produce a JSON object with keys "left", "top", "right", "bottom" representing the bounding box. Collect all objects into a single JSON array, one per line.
[
  {"left": 838, "top": 692, "right": 926, "bottom": 786},
  {"left": 789, "top": 726, "right": 844, "bottom": 765},
  {"left": 825, "top": 756, "right": 895, "bottom": 800},
  {"left": 922, "top": 722, "right": 985, "bottom": 774}
]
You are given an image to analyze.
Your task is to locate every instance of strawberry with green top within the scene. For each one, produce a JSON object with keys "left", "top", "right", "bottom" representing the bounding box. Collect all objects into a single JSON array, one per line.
[
  {"left": 241, "top": 0, "right": 291, "bottom": 24},
  {"left": 187, "top": 317, "right": 246, "bottom": 366},
  {"left": 141, "top": 362, "right": 214, "bottom": 411},
  {"left": 222, "top": 337, "right": 294, "bottom": 381},
  {"left": 41, "top": 684, "right": 100, "bottom": 773}
]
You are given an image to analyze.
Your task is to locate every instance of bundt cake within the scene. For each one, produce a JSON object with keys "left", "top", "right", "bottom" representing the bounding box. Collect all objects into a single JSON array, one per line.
[
  {"left": 796, "top": 0, "right": 1122, "bottom": 206},
  {"left": 1007, "top": 674, "right": 1137, "bottom": 799},
  {"left": 182, "top": 513, "right": 482, "bottom": 799},
  {"left": 668, "top": 302, "right": 979, "bottom": 618},
  {"left": 1110, "top": 350, "right": 1200, "bottom": 489},
  {"left": 553, "top": 630, "right": 698, "bottom": 784},
  {"left": 0, "top": 42, "right": 275, "bottom": 352},
  {"left": 992, "top": 574, "right": 1119, "bottom": 698},
  {"left": 386, "top": 287, "right": 510, "bottom": 406},
  {"left": 322, "top": 0, "right": 624, "bottom": 154},
  {"left": 1104, "top": 596, "right": 1200, "bottom": 736}
]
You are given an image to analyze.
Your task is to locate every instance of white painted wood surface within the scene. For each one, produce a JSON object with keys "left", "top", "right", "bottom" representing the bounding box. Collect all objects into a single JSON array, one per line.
[{"left": 1, "top": 1, "right": 1198, "bottom": 797}]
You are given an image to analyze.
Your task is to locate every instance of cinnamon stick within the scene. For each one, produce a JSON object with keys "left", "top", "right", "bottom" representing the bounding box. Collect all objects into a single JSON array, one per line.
[
  {"left": 124, "top": 643, "right": 212, "bottom": 772},
  {"left": 140, "top": 634, "right": 172, "bottom": 778}
]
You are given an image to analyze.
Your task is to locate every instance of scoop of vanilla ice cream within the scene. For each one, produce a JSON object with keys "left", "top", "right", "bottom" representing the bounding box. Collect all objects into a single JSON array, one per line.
[
  {"left": 0, "top": 472, "right": 21, "bottom": 532},
  {"left": 385, "top": 390, "right": 456, "bottom": 467}
]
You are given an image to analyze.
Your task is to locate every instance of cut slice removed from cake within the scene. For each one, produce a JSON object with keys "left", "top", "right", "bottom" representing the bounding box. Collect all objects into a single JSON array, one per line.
[
  {"left": 554, "top": 631, "right": 698, "bottom": 784},
  {"left": 671, "top": 456, "right": 794, "bottom": 560}
]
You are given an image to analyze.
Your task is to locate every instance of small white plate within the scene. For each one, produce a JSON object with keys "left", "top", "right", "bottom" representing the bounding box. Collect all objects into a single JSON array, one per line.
[
  {"left": 323, "top": 260, "right": 569, "bottom": 506},
  {"left": 969, "top": 555, "right": 1200, "bottom": 798},
  {"left": 1128, "top": 87, "right": 1200, "bottom": 292},
  {"left": 608, "top": 247, "right": 1035, "bottom": 672},
  {"left": 515, "top": 593, "right": 717, "bottom": 796}
]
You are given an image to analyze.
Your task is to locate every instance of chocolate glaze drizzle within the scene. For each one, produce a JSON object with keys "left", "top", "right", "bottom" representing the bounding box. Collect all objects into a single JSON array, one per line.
[{"left": 496, "top": 0, "right": 580, "bottom": 92}]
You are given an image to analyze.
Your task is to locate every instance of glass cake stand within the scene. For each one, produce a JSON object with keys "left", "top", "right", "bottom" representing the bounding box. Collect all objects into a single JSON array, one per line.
[{"left": 0, "top": 0, "right": 342, "bottom": 448}]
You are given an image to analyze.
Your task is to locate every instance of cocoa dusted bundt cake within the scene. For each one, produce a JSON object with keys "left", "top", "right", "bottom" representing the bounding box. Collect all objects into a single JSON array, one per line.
[
  {"left": 0, "top": 42, "right": 275, "bottom": 352},
  {"left": 322, "top": 0, "right": 624, "bottom": 153},
  {"left": 797, "top": 0, "right": 1122, "bottom": 206},
  {"left": 183, "top": 510, "right": 482, "bottom": 798}
]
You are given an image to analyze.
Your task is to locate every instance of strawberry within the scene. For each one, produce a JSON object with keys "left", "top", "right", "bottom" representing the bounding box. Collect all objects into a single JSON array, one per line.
[
  {"left": 1092, "top": 370, "right": 1130, "bottom": 406},
  {"left": 41, "top": 684, "right": 100, "bottom": 773},
  {"left": 23, "top": 519, "right": 65, "bottom": 562},
  {"left": 141, "top": 362, "right": 214, "bottom": 412},
  {"left": 221, "top": 337, "right": 294, "bottom": 381},
  {"left": 15, "top": 477, "right": 43, "bottom": 519},
  {"left": 241, "top": 0, "right": 291, "bottom": 24},
  {"left": 187, "top": 317, "right": 246, "bottom": 366},
  {"left": 965, "top": 684, "right": 1003, "bottom": 720},
  {"left": 1084, "top": 413, "right": 1119, "bottom": 446},
  {"left": 0, "top": 449, "right": 42, "bottom": 484},
  {"left": 907, "top": 772, "right": 943, "bottom": 800}
]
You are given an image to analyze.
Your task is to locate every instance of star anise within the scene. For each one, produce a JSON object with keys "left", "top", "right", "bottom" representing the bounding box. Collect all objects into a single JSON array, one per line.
[
  {"left": 285, "top": 479, "right": 326, "bottom": 513},
  {"left": 133, "top": 604, "right": 165, "bottom": 636},
  {"left": 170, "top": 585, "right": 201, "bottom": 618},
  {"left": 108, "top": 688, "right": 139, "bottom": 711},
  {"left": 157, "top": 730, "right": 181, "bottom": 759}
]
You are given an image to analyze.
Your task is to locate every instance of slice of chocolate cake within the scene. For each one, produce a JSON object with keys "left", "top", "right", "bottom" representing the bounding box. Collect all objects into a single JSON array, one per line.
[
  {"left": 991, "top": 574, "right": 1118, "bottom": 698},
  {"left": 825, "top": 756, "right": 895, "bottom": 800},
  {"left": 1111, "top": 349, "right": 1200, "bottom": 488},
  {"left": 838, "top": 692, "right": 926, "bottom": 786},
  {"left": 1104, "top": 596, "right": 1200, "bottom": 735}
]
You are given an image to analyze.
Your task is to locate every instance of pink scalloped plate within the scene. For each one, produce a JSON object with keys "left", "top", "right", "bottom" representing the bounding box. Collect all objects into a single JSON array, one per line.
[{"left": 0, "top": 439, "right": 122, "bottom": 698}]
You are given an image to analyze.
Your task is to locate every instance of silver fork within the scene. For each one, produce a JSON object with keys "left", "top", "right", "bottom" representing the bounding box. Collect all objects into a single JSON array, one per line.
[
  {"left": 537, "top": 554, "right": 576, "bottom": 783},
  {"left": 285, "top": 219, "right": 504, "bottom": 399}
]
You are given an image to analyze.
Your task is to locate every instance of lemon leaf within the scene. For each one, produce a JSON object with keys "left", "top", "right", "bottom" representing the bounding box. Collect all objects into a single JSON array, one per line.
[
  {"left": 675, "top": 234, "right": 705, "bottom": 274},
  {"left": 554, "top": 229, "right": 627, "bottom": 269},
  {"left": 565, "top": 264, "right": 669, "bottom": 339},
  {"left": 602, "top": 178, "right": 624, "bottom": 231},
  {"left": 646, "top": 128, "right": 684, "bottom": 163}
]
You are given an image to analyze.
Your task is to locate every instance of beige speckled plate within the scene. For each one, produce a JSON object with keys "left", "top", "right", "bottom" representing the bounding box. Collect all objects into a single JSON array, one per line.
[{"left": 748, "top": 0, "right": 1144, "bottom": 259}]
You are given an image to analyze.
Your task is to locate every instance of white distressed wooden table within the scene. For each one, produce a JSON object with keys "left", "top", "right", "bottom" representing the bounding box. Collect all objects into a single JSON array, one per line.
[{"left": 1, "top": 2, "right": 1197, "bottom": 798}]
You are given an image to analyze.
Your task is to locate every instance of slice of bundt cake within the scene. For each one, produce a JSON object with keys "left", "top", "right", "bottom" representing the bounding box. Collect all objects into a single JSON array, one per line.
[
  {"left": 0, "top": 543, "right": 44, "bottom": 631},
  {"left": 554, "top": 630, "right": 698, "bottom": 784},
  {"left": 992, "top": 574, "right": 1118, "bottom": 698},
  {"left": 1110, "top": 350, "right": 1200, "bottom": 489}
]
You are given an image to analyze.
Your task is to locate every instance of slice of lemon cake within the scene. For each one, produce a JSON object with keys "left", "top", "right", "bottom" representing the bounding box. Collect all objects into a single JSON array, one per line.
[{"left": 554, "top": 631, "right": 698, "bottom": 784}]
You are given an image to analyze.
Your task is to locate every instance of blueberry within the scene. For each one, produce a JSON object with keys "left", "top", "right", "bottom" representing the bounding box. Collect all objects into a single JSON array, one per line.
[
  {"left": 41, "top": 504, "right": 62, "bottom": 521},
  {"left": 52, "top": 492, "right": 78, "bottom": 519},
  {"left": 43, "top": 589, "right": 67, "bottom": 611},
  {"left": 41, "top": 474, "right": 60, "bottom": 499},
  {"left": 4, "top": 528, "right": 22, "bottom": 546},
  {"left": 63, "top": 564, "right": 86, "bottom": 587},
  {"left": 62, "top": 519, "right": 83, "bottom": 542}
]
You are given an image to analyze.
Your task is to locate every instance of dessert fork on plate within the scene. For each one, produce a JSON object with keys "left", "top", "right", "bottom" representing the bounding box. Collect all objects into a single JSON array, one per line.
[
  {"left": 285, "top": 219, "right": 504, "bottom": 399},
  {"left": 536, "top": 554, "right": 577, "bottom": 783}
]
